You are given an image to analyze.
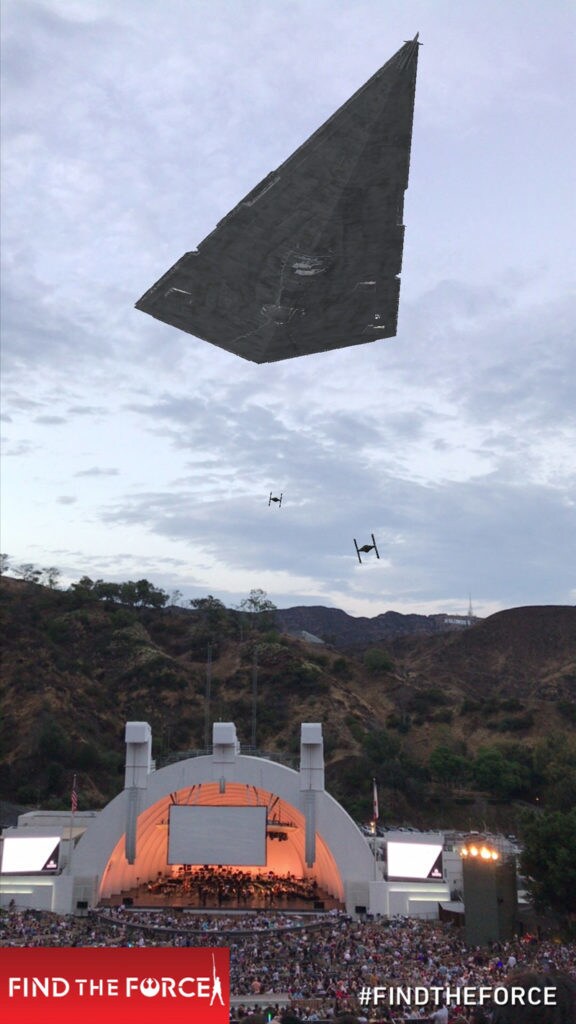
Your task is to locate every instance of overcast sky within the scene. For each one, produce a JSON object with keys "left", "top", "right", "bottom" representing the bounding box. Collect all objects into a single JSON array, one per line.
[{"left": 1, "top": 0, "right": 575, "bottom": 618}]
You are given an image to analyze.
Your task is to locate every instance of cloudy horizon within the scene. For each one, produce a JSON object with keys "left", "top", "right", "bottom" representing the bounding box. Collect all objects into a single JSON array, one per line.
[{"left": 1, "top": 0, "right": 575, "bottom": 618}]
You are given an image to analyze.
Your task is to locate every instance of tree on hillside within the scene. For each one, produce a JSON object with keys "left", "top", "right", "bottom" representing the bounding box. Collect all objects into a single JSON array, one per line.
[
  {"left": 429, "top": 745, "right": 470, "bottom": 787},
  {"left": 190, "top": 594, "right": 226, "bottom": 612},
  {"left": 42, "top": 567, "right": 61, "bottom": 589},
  {"left": 67, "top": 575, "right": 168, "bottom": 608},
  {"left": 127, "top": 579, "right": 168, "bottom": 608},
  {"left": 520, "top": 808, "right": 576, "bottom": 919},
  {"left": 238, "top": 589, "right": 277, "bottom": 633},
  {"left": 191, "top": 595, "right": 227, "bottom": 622},
  {"left": 359, "top": 728, "right": 427, "bottom": 798},
  {"left": 12, "top": 562, "right": 42, "bottom": 583},
  {"left": 472, "top": 745, "right": 531, "bottom": 800},
  {"left": 68, "top": 576, "right": 98, "bottom": 602},
  {"left": 533, "top": 734, "right": 576, "bottom": 812},
  {"left": 1, "top": 561, "right": 60, "bottom": 587},
  {"left": 93, "top": 580, "right": 122, "bottom": 603},
  {"left": 189, "top": 595, "right": 231, "bottom": 646}
]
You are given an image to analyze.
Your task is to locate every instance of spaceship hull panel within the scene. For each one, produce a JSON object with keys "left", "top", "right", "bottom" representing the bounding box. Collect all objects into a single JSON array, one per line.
[{"left": 136, "top": 37, "right": 420, "bottom": 363}]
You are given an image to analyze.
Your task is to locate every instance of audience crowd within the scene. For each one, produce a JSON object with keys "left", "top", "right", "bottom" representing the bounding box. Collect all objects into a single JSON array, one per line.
[
  {"left": 99, "top": 905, "right": 327, "bottom": 934},
  {"left": 1, "top": 906, "right": 575, "bottom": 1022}
]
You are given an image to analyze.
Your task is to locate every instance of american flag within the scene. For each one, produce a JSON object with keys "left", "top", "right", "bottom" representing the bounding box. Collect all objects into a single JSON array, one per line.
[
  {"left": 71, "top": 774, "right": 78, "bottom": 814},
  {"left": 372, "top": 777, "right": 379, "bottom": 822}
]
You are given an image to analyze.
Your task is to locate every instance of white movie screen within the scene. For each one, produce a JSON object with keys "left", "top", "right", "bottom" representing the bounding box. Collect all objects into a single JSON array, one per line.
[
  {"left": 167, "top": 805, "right": 267, "bottom": 866},
  {"left": 0, "top": 836, "right": 61, "bottom": 874},
  {"left": 387, "top": 841, "right": 443, "bottom": 881}
]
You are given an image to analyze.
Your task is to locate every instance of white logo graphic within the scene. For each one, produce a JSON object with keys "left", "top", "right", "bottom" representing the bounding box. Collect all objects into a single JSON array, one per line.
[
  {"left": 210, "top": 954, "right": 224, "bottom": 1006},
  {"left": 9, "top": 970, "right": 224, "bottom": 1003},
  {"left": 140, "top": 978, "right": 161, "bottom": 997}
]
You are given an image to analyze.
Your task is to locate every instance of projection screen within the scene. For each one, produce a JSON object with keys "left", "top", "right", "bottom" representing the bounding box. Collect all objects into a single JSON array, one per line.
[
  {"left": 167, "top": 805, "right": 267, "bottom": 866},
  {"left": 387, "top": 840, "right": 443, "bottom": 881},
  {"left": 0, "top": 836, "right": 61, "bottom": 874}
]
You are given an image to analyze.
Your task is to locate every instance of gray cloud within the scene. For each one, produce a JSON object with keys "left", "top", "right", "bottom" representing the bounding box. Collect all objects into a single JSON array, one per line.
[
  {"left": 67, "top": 405, "right": 107, "bottom": 416},
  {"left": 2, "top": 439, "right": 38, "bottom": 457},
  {"left": 99, "top": 464, "right": 575, "bottom": 610},
  {"left": 74, "top": 467, "right": 119, "bottom": 477}
]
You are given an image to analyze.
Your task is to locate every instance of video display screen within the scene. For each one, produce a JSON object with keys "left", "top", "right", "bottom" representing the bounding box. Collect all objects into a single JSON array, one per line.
[
  {"left": 387, "top": 840, "right": 443, "bottom": 881},
  {"left": 168, "top": 805, "right": 267, "bottom": 866},
  {"left": 1, "top": 836, "right": 61, "bottom": 873}
]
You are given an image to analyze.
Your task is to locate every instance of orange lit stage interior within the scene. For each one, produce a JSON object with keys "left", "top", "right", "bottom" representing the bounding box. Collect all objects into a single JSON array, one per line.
[{"left": 100, "top": 782, "right": 343, "bottom": 911}]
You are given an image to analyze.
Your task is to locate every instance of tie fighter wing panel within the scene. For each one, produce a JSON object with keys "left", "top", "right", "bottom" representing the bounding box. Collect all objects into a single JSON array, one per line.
[{"left": 136, "top": 37, "right": 420, "bottom": 363}]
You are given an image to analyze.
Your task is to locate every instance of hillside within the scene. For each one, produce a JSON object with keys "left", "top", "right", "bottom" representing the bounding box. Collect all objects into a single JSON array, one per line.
[
  {"left": 388, "top": 605, "right": 576, "bottom": 700},
  {"left": 1, "top": 578, "right": 575, "bottom": 831}
]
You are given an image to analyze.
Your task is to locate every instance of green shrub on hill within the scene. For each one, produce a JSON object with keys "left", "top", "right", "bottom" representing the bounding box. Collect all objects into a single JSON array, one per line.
[{"left": 363, "top": 648, "right": 394, "bottom": 674}]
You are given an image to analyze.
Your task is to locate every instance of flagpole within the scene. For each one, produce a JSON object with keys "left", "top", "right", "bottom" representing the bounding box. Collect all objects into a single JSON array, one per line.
[
  {"left": 67, "top": 774, "right": 78, "bottom": 876},
  {"left": 372, "top": 777, "right": 378, "bottom": 881}
]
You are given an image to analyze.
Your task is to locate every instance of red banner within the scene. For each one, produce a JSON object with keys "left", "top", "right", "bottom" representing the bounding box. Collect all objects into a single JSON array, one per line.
[{"left": 0, "top": 947, "right": 229, "bottom": 1024}]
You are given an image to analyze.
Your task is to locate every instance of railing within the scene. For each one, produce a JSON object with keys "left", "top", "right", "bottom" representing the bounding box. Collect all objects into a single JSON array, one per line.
[
  {"left": 94, "top": 909, "right": 334, "bottom": 939},
  {"left": 158, "top": 748, "right": 298, "bottom": 769}
]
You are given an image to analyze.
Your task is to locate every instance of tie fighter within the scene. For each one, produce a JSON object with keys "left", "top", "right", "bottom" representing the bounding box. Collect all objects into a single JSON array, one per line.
[
  {"left": 269, "top": 492, "right": 283, "bottom": 507},
  {"left": 354, "top": 534, "right": 380, "bottom": 563}
]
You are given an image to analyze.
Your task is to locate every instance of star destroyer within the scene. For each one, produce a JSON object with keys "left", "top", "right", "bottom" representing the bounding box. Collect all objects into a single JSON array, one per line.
[{"left": 136, "top": 35, "right": 420, "bottom": 363}]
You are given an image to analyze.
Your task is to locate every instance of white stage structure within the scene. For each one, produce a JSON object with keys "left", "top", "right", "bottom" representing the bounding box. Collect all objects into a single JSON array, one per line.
[{"left": 1, "top": 721, "right": 455, "bottom": 916}]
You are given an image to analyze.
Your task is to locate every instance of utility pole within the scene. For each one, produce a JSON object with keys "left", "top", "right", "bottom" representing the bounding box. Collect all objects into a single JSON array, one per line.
[
  {"left": 251, "top": 646, "right": 258, "bottom": 749},
  {"left": 204, "top": 643, "right": 212, "bottom": 751}
]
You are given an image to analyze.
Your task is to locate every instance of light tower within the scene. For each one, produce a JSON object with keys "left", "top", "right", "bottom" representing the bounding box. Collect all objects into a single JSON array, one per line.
[{"left": 460, "top": 834, "right": 518, "bottom": 945}]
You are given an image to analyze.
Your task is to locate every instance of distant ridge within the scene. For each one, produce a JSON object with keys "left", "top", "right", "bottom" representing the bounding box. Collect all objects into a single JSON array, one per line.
[{"left": 276, "top": 605, "right": 478, "bottom": 648}]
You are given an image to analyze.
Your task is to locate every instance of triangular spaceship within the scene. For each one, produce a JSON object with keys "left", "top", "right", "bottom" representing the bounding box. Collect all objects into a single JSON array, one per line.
[
  {"left": 42, "top": 842, "right": 60, "bottom": 871},
  {"left": 136, "top": 36, "right": 420, "bottom": 363}
]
